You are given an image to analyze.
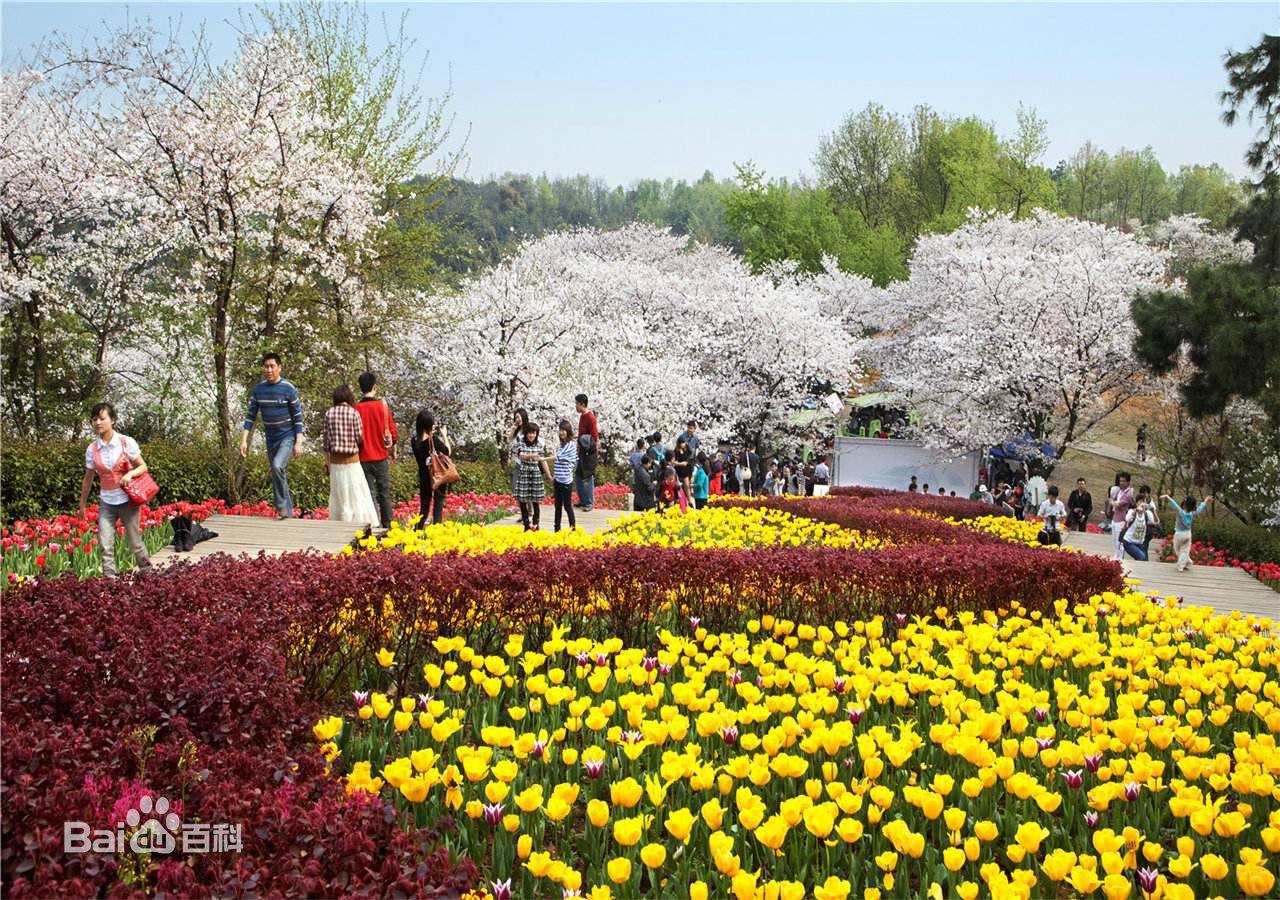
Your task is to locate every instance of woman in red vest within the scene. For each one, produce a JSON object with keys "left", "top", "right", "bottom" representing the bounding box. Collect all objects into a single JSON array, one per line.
[{"left": 78, "top": 402, "right": 153, "bottom": 578}]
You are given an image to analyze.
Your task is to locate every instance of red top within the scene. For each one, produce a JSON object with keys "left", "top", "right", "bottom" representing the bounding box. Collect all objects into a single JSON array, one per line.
[
  {"left": 578, "top": 411, "right": 599, "bottom": 444},
  {"left": 709, "top": 472, "right": 723, "bottom": 495},
  {"left": 91, "top": 440, "right": 133, "bottom": 491},
  {"left": 356, "top": 397, "right": 398, "bottom": 463}
]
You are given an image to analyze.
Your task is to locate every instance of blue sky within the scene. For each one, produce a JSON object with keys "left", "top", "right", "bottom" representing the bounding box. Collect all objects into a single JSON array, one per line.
[{"left": 4, "top": 2, "right": 1277, "bottom": 184}]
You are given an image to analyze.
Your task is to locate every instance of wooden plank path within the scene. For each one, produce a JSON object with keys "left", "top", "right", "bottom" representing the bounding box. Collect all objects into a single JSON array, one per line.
[
  {"left": 150, "top": 514, "right": 370, "bottom": 567},
  {"left": 1063, "top": 530, "right": 1278, "bottom": 618}
]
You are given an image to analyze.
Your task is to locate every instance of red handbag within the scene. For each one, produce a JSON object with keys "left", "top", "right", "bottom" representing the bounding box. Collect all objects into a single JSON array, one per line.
[{"left": 123, "top": 471, "right": 160, "bottom": 505}]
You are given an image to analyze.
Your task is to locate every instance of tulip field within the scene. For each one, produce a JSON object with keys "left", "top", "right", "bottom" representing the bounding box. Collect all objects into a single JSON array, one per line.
[
  {"left": 0, "top": 492, "right": 517, "bottom": 582},
  {"left": 3, "top": 487, "right": 1277, "bottom": 899}
]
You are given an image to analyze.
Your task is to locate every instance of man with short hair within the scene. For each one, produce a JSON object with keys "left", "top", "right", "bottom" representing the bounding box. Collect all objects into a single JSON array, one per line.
[
  {"left": 574, "top": 394, "right": 599, "bottom": 511},
  {"left": 1067, "top": 478, "right": 1093, "bottom": 531},
  {"left": 1037, "top": 485, "right": 1068, "bottom": 545},
  {"left": 678, "top": 420, "right": 701, "bottom": 453},
  {"left": 629, "top": 438, "right": 647, "bottom": 473},
  {"left": 355, "top": 371, "right": 398, "bottom": 529},
  {"left": 241, "top": 352, "right": 304, "bottom": 517}
]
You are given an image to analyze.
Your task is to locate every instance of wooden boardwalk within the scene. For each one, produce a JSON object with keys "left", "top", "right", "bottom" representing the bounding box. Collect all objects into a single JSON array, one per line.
[
  {"left": 1063, "top": 530, "right": 1278, "bottom": 618},
  {"left": 150, "top": 514, "right": 370, "bottom": 567}
]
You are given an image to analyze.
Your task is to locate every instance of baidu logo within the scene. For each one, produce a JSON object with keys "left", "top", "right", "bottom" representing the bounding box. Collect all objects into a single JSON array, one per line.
[{"left": 65, "top": 794, "right": 241, "bottom": 855}]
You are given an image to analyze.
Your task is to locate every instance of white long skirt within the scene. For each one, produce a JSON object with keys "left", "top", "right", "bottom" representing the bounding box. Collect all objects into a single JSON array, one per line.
[{"left": 328, "top": 461, "right": 380, "bottom": 526}]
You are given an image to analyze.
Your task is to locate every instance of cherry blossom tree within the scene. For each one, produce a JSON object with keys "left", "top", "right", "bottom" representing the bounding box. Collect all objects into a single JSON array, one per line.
[
  {"left": 1145, "top": 214, "right": 1253, "bottom": 279},
  {"left": 866, "top": 210, "right": 1168, "bottom": 471},
  {"left": 25, "top": 26, "right": 388, "bottom": 489},
  {"left": 409, "top": 224, "right": 857, "bottom": 459}
]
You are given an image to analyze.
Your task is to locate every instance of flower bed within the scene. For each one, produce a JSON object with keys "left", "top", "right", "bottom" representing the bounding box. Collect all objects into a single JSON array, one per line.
[
  {"left": 2, "top": 491, "right": 1127, "bottom": 896},
  {"left": 1157, "top": 537, "right": 1280, "bottom": 590},
  {"left": 320, "top": 587, "right": 1279, "bottom": 900},
  {"left": 364, "top": 506, "right": 885, "bottom": 557},
  {"left": 0, "top": 492, "right": 516, "bottom": 581}
]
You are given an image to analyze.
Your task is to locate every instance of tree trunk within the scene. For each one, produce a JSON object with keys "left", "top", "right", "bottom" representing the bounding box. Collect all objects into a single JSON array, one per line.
[
  {"left": 23, "top": 292, "right": 46, "bottom": 434},
  {"left": 213, "top": 285, "right": 237, "bottom": 502}
]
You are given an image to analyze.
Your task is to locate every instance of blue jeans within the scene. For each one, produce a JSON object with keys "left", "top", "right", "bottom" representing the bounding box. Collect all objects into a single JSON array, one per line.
[
  {"left": 575, "top": 475, "right": 595, "bottom": 509},
  {"left": 268, "top": 436, "right": 295, "bottom": 517},
  {"left": 1121, "top": 539, "right": 1148, "bottom": 561}
]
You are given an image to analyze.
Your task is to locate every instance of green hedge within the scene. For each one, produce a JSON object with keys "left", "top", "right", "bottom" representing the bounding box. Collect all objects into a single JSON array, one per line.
[{"left": 1, "top": 439, "right": 627, "bottom": 522}]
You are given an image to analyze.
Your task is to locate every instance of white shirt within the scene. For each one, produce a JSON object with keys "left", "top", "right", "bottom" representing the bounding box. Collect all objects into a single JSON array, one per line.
[
  {"left": 85, "top": 433, "right": 141, "bottom": 505},
  {"left": 1037, "top": 499, "right": 1067, "bottom": 528}
]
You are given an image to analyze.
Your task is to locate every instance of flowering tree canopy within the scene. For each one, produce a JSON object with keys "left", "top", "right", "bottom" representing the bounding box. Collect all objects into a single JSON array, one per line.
[
  {"left": 867, "top": 210, "right": 1168, "bottom": 467},
  {"left": 409, "top": 224, "right": 858, "bottom": 456}
]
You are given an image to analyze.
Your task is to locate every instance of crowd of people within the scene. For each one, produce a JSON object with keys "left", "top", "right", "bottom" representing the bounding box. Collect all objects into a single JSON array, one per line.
[
  {"left": 626, "top": 424, "right": 832, "bottom": 515},
  {"left": 76, "top": 355, "right": 1213, "bottom": 576},
  {"left": 942, "top": 464, "right": 1211, "bottom": 568}
]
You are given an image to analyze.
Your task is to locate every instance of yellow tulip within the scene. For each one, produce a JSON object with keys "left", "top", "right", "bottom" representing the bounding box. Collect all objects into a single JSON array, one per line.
[
  {"left": 1014, "top": 821, "right": 1049, "bottom": 854},
  {"left": 665, "top": 807, "right": 696, "bottom": 843},
  {"left": 813, "top": 876, "right": 852, "bottom": 900},
  {"left": 1201, "top": 853, "right": 1228, "bottom": 879},
  {"left": 1238, "top": 861, "right": 1277, "bottom": 897},
  {"left": 1067, "top": 866, "right": 1102, "bottom": 894},
  {"left": 640, "top": 843, "right": 666, "bottom": 868},
  {"left": 1100, "top": 873, "right": 1132, "bottom": 900},
  {"left": 606, "top": 857, "right": 632, "bottom": 885},
  {"left": 613, "top": 815, "right": 644, "bottom": 847},
  {"left": 610, "top": 777, "right": 642, "bottom": 808}
]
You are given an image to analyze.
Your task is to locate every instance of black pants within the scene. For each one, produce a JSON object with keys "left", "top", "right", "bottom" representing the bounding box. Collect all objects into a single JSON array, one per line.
[
  {"left": 554, "top": 481, "right": 576, "bottom": 531},
  {"left": 694, "top": 496, "right": 707, "bottom": 509},
  {"left": 519, "top": 500, "right": 541, "bottom": 530},
  {"left": 418, "top": 482, "right": 447, "bottom": 527},
  {"left": 362, "top": 458, "right": 392, "bottom": 528}
]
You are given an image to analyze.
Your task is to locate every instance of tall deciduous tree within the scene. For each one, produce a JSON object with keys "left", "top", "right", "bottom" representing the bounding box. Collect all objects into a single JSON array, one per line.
[
  {"left": 994, "top": 105, "right": 1056, "bottom": 218},
  {"left": 39, "top": 26, "right": 386, "bottom": 494},
  {"left": 868, "top": 210, "right": 1168, "bottom": 472},
  {"left": 814, "top": 102, "right": 907, "bottom": 230},
  {"left": 413, "top": 224, "right": 858, "bottom": 457}
]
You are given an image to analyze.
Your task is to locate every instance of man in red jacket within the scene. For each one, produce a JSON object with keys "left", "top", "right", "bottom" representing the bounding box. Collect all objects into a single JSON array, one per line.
[
  {"left": 575, "top": 393, "right": 599, "bottom": 511},
  {"left": 356, "top": 372, "right": 398, "bottom": 528}
]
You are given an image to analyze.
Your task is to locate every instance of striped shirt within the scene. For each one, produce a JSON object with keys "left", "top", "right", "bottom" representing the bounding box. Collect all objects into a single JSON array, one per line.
[
  {"left": 323, "top": 405, "right": 363, "bottom": 455},
  {"left": 244, "top": 378, "right": 304, "bottom": 447},
  {"left": 554, "top": 441, "right": 579, "bottom": 485}
]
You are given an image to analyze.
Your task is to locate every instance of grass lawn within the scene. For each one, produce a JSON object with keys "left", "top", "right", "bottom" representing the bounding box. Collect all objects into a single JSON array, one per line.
[{"left": 1049, "top": 448, "right": 1162, "bottom": 495}]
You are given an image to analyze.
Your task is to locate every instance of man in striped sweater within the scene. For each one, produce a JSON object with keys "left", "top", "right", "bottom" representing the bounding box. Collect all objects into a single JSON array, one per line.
[{"left": 240, "top": 352, "right": 305, "bottom": 517}]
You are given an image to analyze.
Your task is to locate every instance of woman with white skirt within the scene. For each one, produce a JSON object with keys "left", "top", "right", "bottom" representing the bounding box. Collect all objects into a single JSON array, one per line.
[{"left": 323, "top": 385, "right": 380, "bottom": 526}]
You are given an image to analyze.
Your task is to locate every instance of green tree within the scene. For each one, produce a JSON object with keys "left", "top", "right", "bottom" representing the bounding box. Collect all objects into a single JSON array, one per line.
[
  {"left": 814, "top": 102, "right": 907, "bottom": 229},
  {"left": 1133, "top": 264, "right": 1280, "bottom": 425},
  {"left": 1221, "top": 34, "right": 1280, "bottom": 180},
  {"left": 724, "top": 164, "right": 906, "bottom": 285},
  {"left": 1169, "top": 164, "right": 1244, "bottom": 229},
  {"left": 994, "top": 105, "right": 1057, "bottom": 218}
]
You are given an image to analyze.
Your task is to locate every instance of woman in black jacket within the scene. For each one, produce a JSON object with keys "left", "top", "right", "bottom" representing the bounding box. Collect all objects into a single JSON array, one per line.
[{"left": 412, "top": 410, "right": 452, "bottom": 527}]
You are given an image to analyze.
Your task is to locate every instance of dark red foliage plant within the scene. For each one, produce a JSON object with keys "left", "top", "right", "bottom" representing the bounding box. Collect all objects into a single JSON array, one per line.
[{"left": 1, "top": 491, "right": 1121, "bottom": 896}]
